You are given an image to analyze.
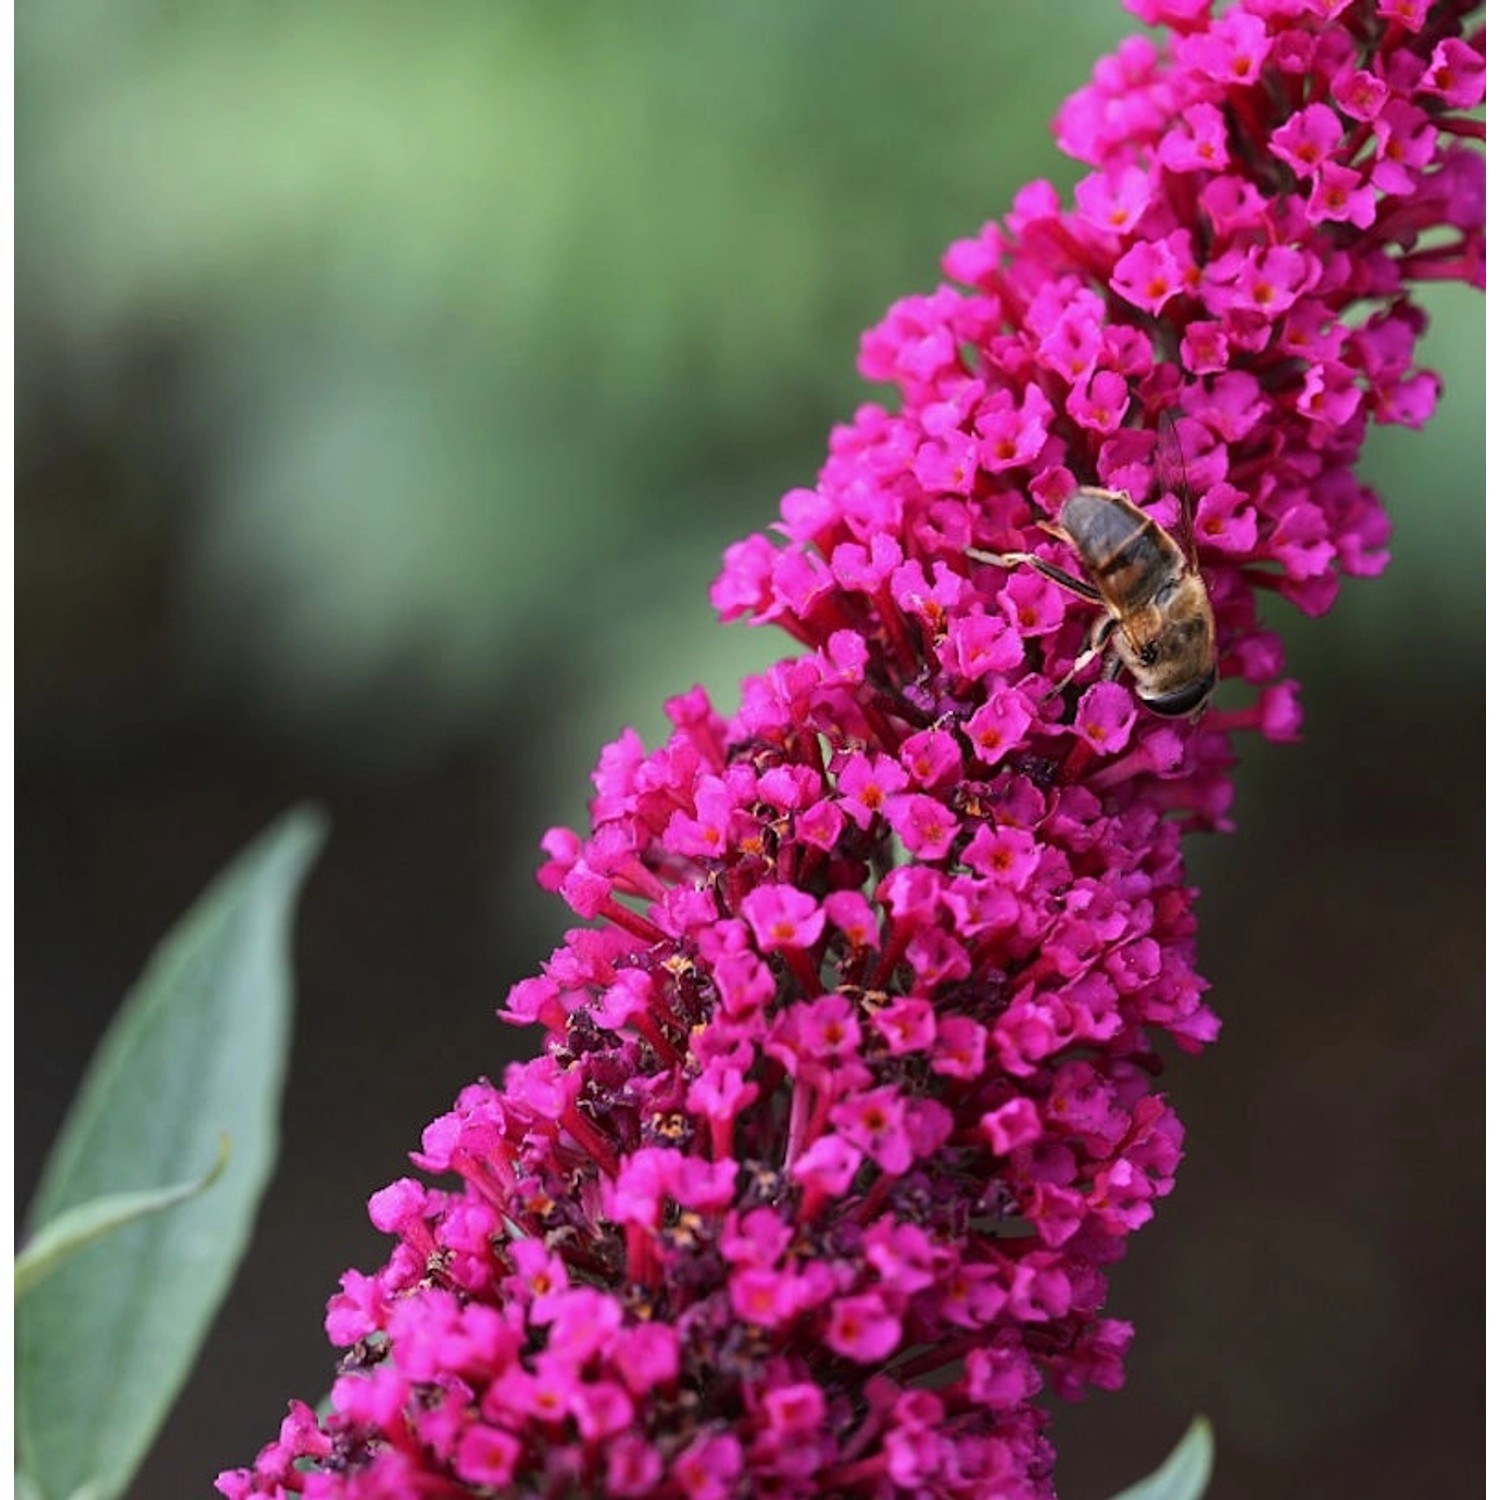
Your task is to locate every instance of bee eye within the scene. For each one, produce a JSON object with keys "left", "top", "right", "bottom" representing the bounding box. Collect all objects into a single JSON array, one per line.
[{"left": 1141, "top": 670, "right": 1216, "bottom": 717}]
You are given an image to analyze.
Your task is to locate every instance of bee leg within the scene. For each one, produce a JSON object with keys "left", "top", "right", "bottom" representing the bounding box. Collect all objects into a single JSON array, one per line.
[
  {"left": 965, "top": 548, "right": 1104, "bottom": 605},
  {"left": 1043, "top": 614, "right": 1115, "bottom": 700}
]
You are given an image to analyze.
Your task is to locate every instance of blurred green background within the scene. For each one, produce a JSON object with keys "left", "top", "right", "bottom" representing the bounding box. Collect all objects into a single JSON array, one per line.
[{"left": 16, "top": 3, "right": 1482, "bottom": 1496}]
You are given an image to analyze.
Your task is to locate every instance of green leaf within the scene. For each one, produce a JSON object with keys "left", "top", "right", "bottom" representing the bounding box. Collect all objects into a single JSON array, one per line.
[
  {"left": 1107, "top": 1417, "right": 1215, "bottom": 1500},
  {"left": 15, "top": 1134, "right": 230, "bottom": 1303},
  {"left": 15, "top": 808, "right": 327, "bottom": 1500}
]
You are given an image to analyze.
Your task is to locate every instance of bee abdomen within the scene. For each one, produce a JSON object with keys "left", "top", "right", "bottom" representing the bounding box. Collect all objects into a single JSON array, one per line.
[{"left": 1060, "top": 491, "right": 1178, "bottom": 611}]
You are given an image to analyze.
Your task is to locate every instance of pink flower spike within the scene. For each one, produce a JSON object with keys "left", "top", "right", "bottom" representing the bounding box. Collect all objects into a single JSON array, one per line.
[{"left": 216, "top": 6, "right": 1483, "bottom": 1496}]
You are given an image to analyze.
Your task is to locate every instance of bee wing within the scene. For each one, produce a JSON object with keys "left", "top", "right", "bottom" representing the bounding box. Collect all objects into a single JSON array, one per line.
[{"left": 1155, "top": 410, "right": 1200, "bottom": 573}]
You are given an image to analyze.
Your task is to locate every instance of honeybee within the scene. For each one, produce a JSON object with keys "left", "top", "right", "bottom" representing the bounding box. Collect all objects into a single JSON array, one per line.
[{"left": 969, "top": 420, "right": 1217, "bottom": 717}]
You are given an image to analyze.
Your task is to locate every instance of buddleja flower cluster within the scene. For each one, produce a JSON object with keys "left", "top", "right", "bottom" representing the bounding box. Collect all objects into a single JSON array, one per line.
[{"left": 220, "top": 3, "right": 1481, "bottom": 1496}]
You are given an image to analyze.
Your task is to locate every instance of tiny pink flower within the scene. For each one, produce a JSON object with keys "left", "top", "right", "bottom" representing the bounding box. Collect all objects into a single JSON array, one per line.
[
  {"left": 963, "top": 687, "right": 1033, "bottom": 764},
  {"left": 611, "top": 1320, "right": 680, "bottom": 1394},
  {"left": 1376, "top": 0, "right": 1438, "bottom": 27},
  {"left": 453, "top": 1425, "right": 521, "bottom": 1487},
  {"left": 972, "top": 384, "right": 1055, "bottom": 474},
  {"left": 366, "top": 1178, "right": 429, "bottom": 1238},
  {"left": 1370, "top": 100, "right": 1439, "bottom": 195},
  {"left": 981, "top": 1097, "right": 1044, "bottom": 1157},
  {"left": 836, "top": 751, "right": 908, "bottom": 829},
  {"left": 1331, "top": 65, "right": 1389, "bottom": 120},
  {"left": 1181, "top": 319, "right": 1231, "bottom": 374},
  {"left": 1297, "top": 361, "right": 1364, "bottom": 427},
  {"left": 1160, "top": 102, "right": 1230, "bottom": 172},
  {"left": 1075, "top": 682, "right": 1138, "bottom": 753},
  {"left": 1418, "top": 37, "right": 1485, "bottom": 108},
  {"left": 1199, "top": 172, "right": 1269, "bottom": 235},
  {"left": 966, "top": 824, "right": 1042, "bottom": 889},
  {"left": 763, "top": 1381, "right": 826, "bottom": 1434},
  {"left": 899, "top": 726, "right": 965, "bottom": 787},
  {"left": 832, "top": 1084, "right": 917, "bottom": 1175},
  {"left": 1176, "top": 10, "right": 1272, "bottom": 86},
  {"left": 1309, "top": 161, "right": 1378, "bottom": 227},
  {"left": 791, "top": 1133, "right": 863, "bottom": 1197},
  {"left": 672, "top": 1432, "right": 745, "bottom": 1500},
  {"left": 941, "top": 611, "right": 1026, "bottom": 681},
  {"left": 741, "top": 883, "right": 825, "bottom": 953},
  {"left": 607, "top": 1436, "right": 665, "bottom": 1496},
  {"left": 1268, "top": 102, "right": 1344, "bottom": 177},
  {"left": 1111, "top": 230, "right": 1196, "bottom": 314},
  {"left": 1196, "top": 482, "right": 1260, "bottom": 553},
  {"left": 1036, "top": 292, "right": 1107, "bottom": 381},
  {"left": 1074, "top": 164, "right": 1155, "bottom": 234},
  {"left": 1002, "top": 567, "right": 1068, "bottom": 637},
  {"left": 1066, "top": 369, "right": 1132, "bottom": 432},
  {"left": 730, "top": 1266, "right": 806, "bottom": 1328},
  {"left": 871, "top": 996, "right": 938, "bottom": 1056},
  {"left": 1123, "top": 0, "right": 1213, "bottom": 26},
  {"left": 886, "top": 792, "right": 960, "bottom": 861},
  {"left": 825, "top": 1293, "right": 904, "bottom": 1361}
]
